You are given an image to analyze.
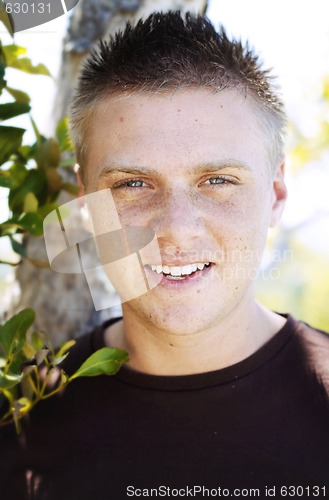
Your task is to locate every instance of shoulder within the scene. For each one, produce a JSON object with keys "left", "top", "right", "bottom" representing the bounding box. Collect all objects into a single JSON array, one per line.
[
  {"left": 293, "top": 318, "right": 329, "bottom": 356},
  {"left": 291, "top": 317, "right": 329, "bottom": 394}
]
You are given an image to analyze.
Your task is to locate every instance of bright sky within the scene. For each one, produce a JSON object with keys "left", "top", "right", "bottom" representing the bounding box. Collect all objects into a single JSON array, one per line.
[{"left": 1, "top": 0, "right": 329, "bottom": 254}]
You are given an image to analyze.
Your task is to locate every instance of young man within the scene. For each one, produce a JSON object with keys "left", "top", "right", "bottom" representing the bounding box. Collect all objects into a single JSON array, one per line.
[{"left": 1, "top": 11, "right": 329, "bottom": 500}]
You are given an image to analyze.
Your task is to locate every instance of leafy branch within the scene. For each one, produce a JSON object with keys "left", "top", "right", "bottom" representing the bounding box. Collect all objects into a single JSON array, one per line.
[
  {"left": 0, "top": 24, "right": 129, "bottom": 430},
  {"left": 0, "top": 37, "right": 78, "bottom": 257},
  {"left": 0, "top": 309, "right": 129, "bottom": 431}
]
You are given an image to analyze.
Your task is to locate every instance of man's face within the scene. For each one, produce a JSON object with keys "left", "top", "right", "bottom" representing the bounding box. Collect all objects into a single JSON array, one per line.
[{"left": 82, "top": 89, "right": 286, "bottom": 335}]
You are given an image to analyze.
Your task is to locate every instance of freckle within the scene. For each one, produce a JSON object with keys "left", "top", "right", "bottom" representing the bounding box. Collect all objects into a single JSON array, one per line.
[
  {"left": 195, "top": 119, "right": 198, "bottom": 122},
  {"left": 169, "top": 343, "right": 174, "bottom": 347},
  {"left": 119, "top": 117, "right": 124, "bottom": 123},
  {"left": 177, "top": 109, "right": 181, "bottom": 112}
]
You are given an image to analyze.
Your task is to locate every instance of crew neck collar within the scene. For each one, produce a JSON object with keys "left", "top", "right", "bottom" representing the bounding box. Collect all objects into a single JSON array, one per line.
[{"left": 90, "top": 314, "right": 297, "bottom": 391}]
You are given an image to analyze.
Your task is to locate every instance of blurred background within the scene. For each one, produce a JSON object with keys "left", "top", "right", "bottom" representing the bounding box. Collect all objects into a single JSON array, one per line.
[{"left": 1, "top": 0, "right": 329, "bottom": 342}]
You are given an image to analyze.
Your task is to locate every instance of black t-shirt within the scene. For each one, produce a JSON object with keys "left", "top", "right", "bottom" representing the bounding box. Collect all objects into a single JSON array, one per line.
[{"left": 1, "top": 315, "right": 329, "bottom": 499}]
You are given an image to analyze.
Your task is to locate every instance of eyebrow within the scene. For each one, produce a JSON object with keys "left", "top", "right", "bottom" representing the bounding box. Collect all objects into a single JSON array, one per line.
[{"left": 98, "top": 160, "right": 251, "bottom": 178}]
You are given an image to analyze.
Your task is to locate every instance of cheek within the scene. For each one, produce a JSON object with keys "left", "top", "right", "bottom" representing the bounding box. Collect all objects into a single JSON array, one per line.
[
  {"left": 115, "top": 198, "right": 157, "bottom": 225},
  {"left": 207, "top": 191, "right": 264, "bottom": 229},
  {"left": 212, "top": 191, "right": 271, "bottom": 257}
]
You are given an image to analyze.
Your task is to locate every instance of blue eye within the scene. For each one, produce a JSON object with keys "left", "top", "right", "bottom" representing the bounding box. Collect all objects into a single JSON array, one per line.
[
  {"left": 204, "top": 177, "right": 228, "bottom": 185},
  {"left": 125, "top": 180, "right": 145, "bottom": 187},
  {"left": 116, "top": 179, "right": 146, "bottom": 188}
]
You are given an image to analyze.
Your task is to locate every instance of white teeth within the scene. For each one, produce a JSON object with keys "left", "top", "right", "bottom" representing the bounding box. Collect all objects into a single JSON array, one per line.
[
  {"left": 181, "top": 264, "right": 193, "bottom": 275},
  {"left": 150, "top": 262, "right": 210, "bottom": 276},
  {"left": 171, "top": 266, "right": 182, "bottom": 276}
]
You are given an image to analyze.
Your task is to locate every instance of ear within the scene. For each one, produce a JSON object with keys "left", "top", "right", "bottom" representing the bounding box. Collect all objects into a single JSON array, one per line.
[
  {"left": 74, "top": 164, "right": 94, "bottom": 231},
  {"left": 75, "top": 163, "right": 85, "bottom": 197},
  {"left": 269, "top": 159, "right": 287, "bottom": 227}
]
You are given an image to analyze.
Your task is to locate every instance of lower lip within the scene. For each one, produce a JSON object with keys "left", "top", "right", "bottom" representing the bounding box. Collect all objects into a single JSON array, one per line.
[{"left": 147, "top": 264, "right": 214, "bottom": 289}]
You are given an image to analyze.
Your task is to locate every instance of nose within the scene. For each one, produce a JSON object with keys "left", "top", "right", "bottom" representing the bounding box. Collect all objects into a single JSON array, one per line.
[{"left": 151, "top": 187, "right": 206, "bottom": 245}]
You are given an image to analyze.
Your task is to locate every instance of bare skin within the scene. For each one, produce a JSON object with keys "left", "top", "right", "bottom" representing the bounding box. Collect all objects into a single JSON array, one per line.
[{"left": 79, "top": 89, "right": 288, "bottom": 376}]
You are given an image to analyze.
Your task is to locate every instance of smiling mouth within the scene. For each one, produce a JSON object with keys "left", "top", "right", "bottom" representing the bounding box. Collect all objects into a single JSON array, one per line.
[{"left": 148, "top": 262, "right": 212, "bottom": 281}]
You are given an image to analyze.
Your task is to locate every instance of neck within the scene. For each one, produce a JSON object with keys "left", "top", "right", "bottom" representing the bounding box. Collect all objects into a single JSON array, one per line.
[{"left": 105, "top": 297, "right": 286, "bottom": 376}]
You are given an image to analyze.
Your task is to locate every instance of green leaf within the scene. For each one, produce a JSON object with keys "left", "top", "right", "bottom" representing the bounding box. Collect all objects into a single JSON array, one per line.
[
  {"left": 50, "top": 353, "right": 69, "bottom": 367},
  {"left": 30, "top": 116, "right": 42, "bottom": 146},
  {"left": 0, "top": 370, "right": 22, "bottom": 390},
  {"left": 70, "top": 348, "right": 129, "bottom": 380},
  {"left": 56, "top": 117, "right": 74, "bottom": 152},
  {"left": 0, "top": 308, "right": 35, "bottom": 359},
  {"left": 2, "top": 45, "right": 26, "bottom": 65},
  {"left": 9, "top": 169, "right": 46, "bottom": 211},
  {"left": 22, "top": 343, "right": 37, "bottom": 360},
  {"left": 1, "top": 212, "right": 43, "bottom": 237},
  {"left": 23, "top": 192, "right": 38, "bottom": 212},
  {"left": 8, "top": 162, "right": 28, "bottom": 187},
  {"left": 0, "top": 170, "right": 14, "bottom": 188},
  {"left": 0, "top": 125, "right": 25, "bottom": 164},
  {"left": 3, "top": 44, "right": 49, "bottom": 76},
  {"left": 0, "top": 42, "right": 7, "bottom": 94},
  {"left": 9, "top": 236, "right": 27, "bottom": 258},
  {"left": 8, "top": 57, "right": 51, "bottom": 76},
  {"left": 35, "top": 349, "right": 49, "bottom": 366},
  {"left": 32, "top": 331, "right": 44, "bottom": 351},
  {"left": 35, "top": 138, "right": 61, "bottom": 168},
  {"left": 37, "top": 202, "right": 60, "bottom": 220},
  {"left": 0, "top": 223, "right": 16, "bottom": 237},
  {"left": 13, "top": 212, "right": 44, "bottom": 236},
  {"left": 0, "top": 102, "right": 31, "bottom": 121},
  {"left": 56, "top": 339, "right": 76, "bottom": 360},
  {"left": 6, "top": 87, "right": 31, "bottom": 105},
  {"left": 0, "top": 318, "right": 45, "bottom": 378},
  {"left": 18, "top": 145, "right": 32, "bottom": 161},
  {"left": 17, "top": 397, "right": 30, "bottom": 407},
  {"left": 0, "top": 162, "right": 29, "bottom": 192}
]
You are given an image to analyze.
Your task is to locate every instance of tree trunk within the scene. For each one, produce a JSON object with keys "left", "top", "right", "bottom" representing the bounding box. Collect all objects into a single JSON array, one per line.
[{"left": 9, "top": 0, "right": 208, "bottom": 345}]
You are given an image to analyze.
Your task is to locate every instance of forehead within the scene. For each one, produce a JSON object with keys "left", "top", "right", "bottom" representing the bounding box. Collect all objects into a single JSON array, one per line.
[{"left": 84, "top": 89, "right": 269, "bottom": 181}]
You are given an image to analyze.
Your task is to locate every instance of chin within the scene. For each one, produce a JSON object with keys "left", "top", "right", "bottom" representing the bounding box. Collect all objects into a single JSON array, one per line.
[{"left": 125, "top": 295, "right": 225, "bottom": 336}]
